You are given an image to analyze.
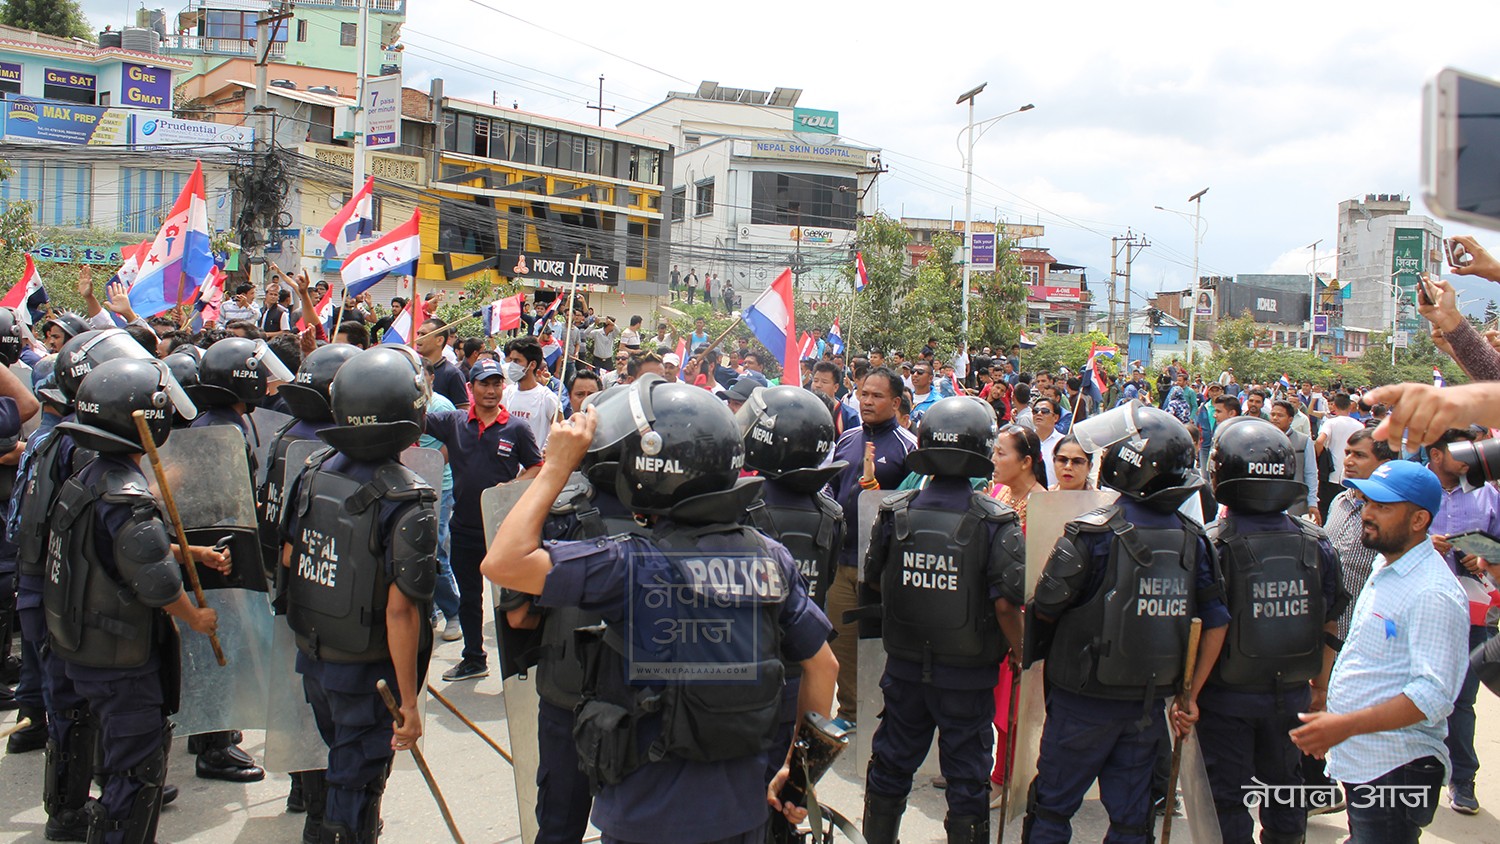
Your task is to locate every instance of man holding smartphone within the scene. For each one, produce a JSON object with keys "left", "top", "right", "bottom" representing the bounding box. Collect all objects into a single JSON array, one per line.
[{"left": 1424, "top": 426, "right": 1500, "bottom": 815}]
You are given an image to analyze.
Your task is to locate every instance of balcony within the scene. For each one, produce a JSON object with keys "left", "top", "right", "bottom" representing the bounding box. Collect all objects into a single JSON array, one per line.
[
  {"left": 294, "top": 0, "right": 405, "bottom": 10},
  {"left": 162, "top": 34, "right": 287, "bottom": 59}
]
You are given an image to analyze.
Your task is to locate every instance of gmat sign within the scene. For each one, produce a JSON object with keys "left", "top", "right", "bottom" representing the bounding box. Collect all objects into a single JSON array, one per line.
[{"left": 792, "top": 107, "right": 838, "bottom": 135}]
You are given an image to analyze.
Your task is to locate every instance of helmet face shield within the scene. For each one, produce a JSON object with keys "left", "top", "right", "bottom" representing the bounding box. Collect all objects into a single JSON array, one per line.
[
  {"left": 156, "top": 359, "right": 198, "bottom": 420},
  {"left": 251, "top": 339, "right": 296, "bottom": 383},
  {"left": 1069, "top": 400, "right": 1142, "bottom": 454}
]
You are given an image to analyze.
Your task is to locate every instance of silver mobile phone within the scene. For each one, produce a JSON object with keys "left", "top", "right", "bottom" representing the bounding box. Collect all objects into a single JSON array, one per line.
[{"left": 1423, "top": 68, "right": 1500, "bottom": 231}]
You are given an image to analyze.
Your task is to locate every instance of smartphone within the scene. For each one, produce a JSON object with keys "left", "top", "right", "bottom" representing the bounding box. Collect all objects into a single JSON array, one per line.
[
  {"left": 1423, "top": 68, "right": 1500, "bottom": 231},
  {"left": 1447, "top": 530, "right": 1500, "bottom": 561},
  {"left": 1446, "top": 238, "right": 1475, "bottom": 269},
  {"left": 1417, "top": 276, "right": 1436, "bottom": 306}
]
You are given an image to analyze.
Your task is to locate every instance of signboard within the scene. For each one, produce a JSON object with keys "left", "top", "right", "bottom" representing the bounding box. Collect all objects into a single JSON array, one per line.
[
  {"left": 364, "top": 73, "right": 401, "bottom": 150},
  {"left": 970, "top": 232, "right": 996, "bottom": 268},
  {"left": 1219, "top": 282, "right": 1308, "bottom": 324},
  {"left": 791, "top": 107, "right": 838, "bottom": 135},
  {"left": 3, "top": 99, "right": 112, "bottom": 144},
  {"left": 1194, "top": 289, "right": 1215, "bottom": 316},
  {"left": 736, "top": 224, "right": 855, "bottom": 249},
  {"left": 1028, "top": 285, "right": 1082, "bottom": 303},
  {"left": 1312, "top": 313, "right": 1329, "bottom": 335},
  {"left": 119, "top": 63, "right": 171, "bottom": 109},
  {"left": 499, "top": 250, "right": 619, "bottom": 287},
  {"left": 1392, "top": 330, "right": 1410, "bottom": 349},
  {"left": 29, "top": 242, "right": 131, "bottom": 264},
  {"left": 740, "top": 138, "right": 872, "bottom": 166},
  {"left": 1392, "top": 228, "right": 1426, "bottom": 332},
  {"left": 0, "top": 62, "right": 21, "bottom": 86},
  {"left": 44, "top": 68, "right": 95, "bottom": 91},
  {"left": 134, "top": 115, "right": 254, "bottom": 148}
]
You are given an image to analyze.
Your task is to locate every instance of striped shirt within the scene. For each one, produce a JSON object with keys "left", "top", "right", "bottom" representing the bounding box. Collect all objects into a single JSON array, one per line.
[
  {"left": 1325, "top": 537, "right": 1468, "bottom": 785},
  {"left": 1326, "top": 490, "right": 1379, "bottom": 642}
]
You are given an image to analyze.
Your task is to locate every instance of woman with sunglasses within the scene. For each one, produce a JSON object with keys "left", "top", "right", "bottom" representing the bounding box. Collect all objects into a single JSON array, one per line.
[
  {"left": 982, "top": 424, "right": 1047, "bottom": 807},
  {"left": 1051, "top": 433, "right": 1094, "bottom": 491}
]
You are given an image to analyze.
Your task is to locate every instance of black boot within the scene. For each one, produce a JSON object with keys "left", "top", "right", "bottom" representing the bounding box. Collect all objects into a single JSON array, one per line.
[
  {"left": 287, "top": 772, "right": 307, "bottom": 813},
  {"left": 862, "top": 791, "right": 907, "bottom": 844},
  {"left": 6, "top": 704, "right": 46, "bottom": 754},
  {"left": 944, "top": 814, "right": 989, "bottom": 844},
  {"left": 301, "top": 770, "right": 328, "bottom": 844},
  {"left": 193, "top": 731, "right": 264, "bottom": 782}
]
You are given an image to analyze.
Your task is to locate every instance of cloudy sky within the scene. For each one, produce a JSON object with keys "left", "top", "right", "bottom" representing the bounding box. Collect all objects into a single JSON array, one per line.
[{"left": 79, "top": 0, "right": 1500, "bottom": 308}]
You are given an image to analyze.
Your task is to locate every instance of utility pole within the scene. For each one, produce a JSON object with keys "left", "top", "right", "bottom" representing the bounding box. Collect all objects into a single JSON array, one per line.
[
  {"left": 1184, "top": 187, "right": 1208, "bottom": 366},
  {"left": 586, "top": 75, "right": 615, "bottom": 127},
  {"left": 1307, "top": 238, "right": 1321, "bottom": 355},
  {"left": 250, "top": 2, "right": 292, "bottom": 289},
  {"left": 351, "top": 0, "right": 370, "bottom": 200},
  {"left": 1124, "top": 230, "right": 1149, "bottom": 347},
  {"left": 1108, "top": 236, "right": 1121, "bottom": 344}
]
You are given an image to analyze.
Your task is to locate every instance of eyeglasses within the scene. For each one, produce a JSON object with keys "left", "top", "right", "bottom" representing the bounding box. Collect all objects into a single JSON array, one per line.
[
  {"left": 1034, "top": 407, "right": 1056, "bottom": 416},
  {"left": 1055, "top": 456, "right": 1090, "bottom": 467}
]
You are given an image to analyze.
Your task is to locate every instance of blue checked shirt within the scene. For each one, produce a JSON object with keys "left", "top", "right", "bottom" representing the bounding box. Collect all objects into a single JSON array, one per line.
[{"left": 1325, "top": 537, "right": 1469, "bottom": 784}]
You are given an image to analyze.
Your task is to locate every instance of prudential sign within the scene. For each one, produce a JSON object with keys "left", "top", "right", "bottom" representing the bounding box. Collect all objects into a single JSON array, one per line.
[{"left": 793, "top": 107, "right": 838, "bottom": 135}]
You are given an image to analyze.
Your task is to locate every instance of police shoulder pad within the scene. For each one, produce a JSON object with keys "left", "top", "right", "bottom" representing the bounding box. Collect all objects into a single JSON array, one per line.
[
  {"left": 98, "top": 468, "right": 153, "bottom": 505},
  {"left": 1070, "top": 505, "right": 1119, "bottom": 531},
  {"left": 1295, "top": 518, "right": 1329, "bottom": 542},
  {"left": 969, "top": 492, "right": 1019, "bottom": 524},
  {"left": 878, "top": 489, "right": 919, "bottom": 511},
  {"left": 374, "top": 461, "right": 435, "bottom": 503},
  {"left": 813, "top": 490, "right": 844, "bottom": 520},
  {"left": 550, "top": 474, "right": 594, "bottom": 515}
]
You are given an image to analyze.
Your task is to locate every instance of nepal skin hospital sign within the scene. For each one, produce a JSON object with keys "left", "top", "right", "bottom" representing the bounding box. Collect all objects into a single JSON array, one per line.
[{"left": 121, "top": 63, "right": 171, "bottom": 109}]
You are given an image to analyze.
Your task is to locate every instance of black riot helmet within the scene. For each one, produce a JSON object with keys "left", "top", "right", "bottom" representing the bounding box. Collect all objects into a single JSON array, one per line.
[
  {"left": 616, "top": 378, "right": 760, "bottom": 519},
  {"left": 1099, "top": 404, "right": 1201, "bottom": 512},
  {"left": 0, "top": 307, "right": 24, "bottom": 365},
  {"left": 41, "top": 313, "right": 88, "bottom": 344},
  {"left": 318, "top": 345, "right": 430, "bottom": 461},
  {"left": 582, "top": 381, "right": 649, "bottom": 486},
  {"left": 735, "top": 384, "right": 846, "bottom": 492},
  {"left": 56, "top": 358, "right": 191, "bottom": 454},
  {"left": 190, "top": 336, "right": 296, "bottom": 408},
  {"left": 277, "top": 343, "right": 360, "bottom": 423},
  {"left": 1210, "top": 415, "right": 1304, "bottom": 515},
  {"left": 43, "top": 328, "right": 155, "bottom": 410},
  {"left": 905, "top": 395, "right": 1000, "bottom": 478}
]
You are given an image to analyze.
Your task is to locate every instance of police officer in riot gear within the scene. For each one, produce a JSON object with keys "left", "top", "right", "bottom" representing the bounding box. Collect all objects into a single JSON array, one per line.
[
  {"left": 1025, "top": 403, "right": 1229, "bottom": 844},
  {"left": 495, "top": 383, "right": 650, "bottom": 844},
  {"left": 281, "top": 345, "right": 438, "bottom": 844},
  {"left": 185, "top": 335, "right": 294, "bottom": 782},
  {"left": 49, "top": 358, "right": 223, "bottom": 844},
  {"left": 736, "top": 384, "right": 846, "bottom": 844},
  {"left": 483, "top": 379, "right": 839, "bottom": 844},
  {"left": 858, "top": 396, "right": 1026, "bottom": 844},
  {"left": 1196, "top": 416, "right": 1344, "bottom": 844},
  {"left": 260, "top": 341, "right": 360, "bottom": 835}
]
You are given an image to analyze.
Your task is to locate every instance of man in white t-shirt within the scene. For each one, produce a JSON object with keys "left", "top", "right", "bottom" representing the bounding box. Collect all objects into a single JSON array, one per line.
[
  {"left": 1316, "top": 391, "right": 1366, "bottom": 512},
  {"left": 500, "top": 335, "right": 561, "bottom": 451}
]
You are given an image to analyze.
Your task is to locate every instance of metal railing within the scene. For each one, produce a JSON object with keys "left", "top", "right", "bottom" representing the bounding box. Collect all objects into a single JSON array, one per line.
[{"left": 161, "top": 34, "right": 288, "bottom": 58}]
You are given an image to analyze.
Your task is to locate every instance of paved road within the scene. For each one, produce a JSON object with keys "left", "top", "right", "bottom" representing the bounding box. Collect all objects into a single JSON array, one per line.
[{"left": 4, "top": 606, "right": 1498, "bottom": 843}]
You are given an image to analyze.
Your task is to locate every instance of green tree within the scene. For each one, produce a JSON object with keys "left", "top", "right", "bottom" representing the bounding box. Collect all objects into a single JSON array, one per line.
[
  {"left": 1022, "top": 330, "right": 1117, "bottom": 378},
  {"left": 1485, "top": 299, "right": 1499, "bottom": 327},
  {"left": 1, "top": 0, "right": 93, "bottom": 41}
]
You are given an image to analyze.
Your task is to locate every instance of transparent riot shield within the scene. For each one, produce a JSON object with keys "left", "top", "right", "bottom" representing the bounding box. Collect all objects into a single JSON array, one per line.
[
  {"left": 1003, "top": 489, "right": 1118, "bottom": 828},
  {"left": 400, "top": 446, "right": 445, "bottom": 490},
  {"left": 148, "top": 425, "right": 274, "bottom": 737},
  {"left": 852, "top": 488, "right": 892, "bottom": 787},
  {"left": 248, "top": 407, "right": 295, "bottom": 488},
  {"left": 10, "top": 361, "right": 36, "bottom": 437},
  {"left": 1178, "top": 726, "right": 1223, "bottom": 844},
  {"left": 482, "top": 480, "right": 540, "bottom": 844}
]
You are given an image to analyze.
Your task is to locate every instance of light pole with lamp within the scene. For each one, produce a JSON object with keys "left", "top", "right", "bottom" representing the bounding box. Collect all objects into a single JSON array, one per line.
[
  {"left": 957, "top": 83, "right": 1033, "bottom": 373},
  {"left": 1154, "top": 188, "right": 1209, "bottom": 368}
]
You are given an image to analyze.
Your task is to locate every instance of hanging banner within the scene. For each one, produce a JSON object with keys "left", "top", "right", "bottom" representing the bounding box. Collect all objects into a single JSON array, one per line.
[
  {"left": 1392, "top": 228, "right": 1425, "bottom": 332},
  {"left": 364, "top": 73, "right": 402, "bottom": 150}
]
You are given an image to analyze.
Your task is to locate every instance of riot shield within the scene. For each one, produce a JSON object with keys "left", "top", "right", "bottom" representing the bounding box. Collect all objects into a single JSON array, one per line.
[
  {"left": 1178, "top": 726, "right": 1222, "bottom": 844},
  {"left": 1003, "top": 489, "right": 1118, "bottom": 827},
  {"left": 12, "top": 361, "right": 37, "bottom": 437},
  {"left": 148, "top": 425, "right": 274, "bottom": 737},
  {"left": 482, "top": 480, "right": 541, "bottom": 844},
  {"left": 248, "top": 407, "right": 295, "bottom": 488},
  {"left": 400, "top": 446, "right": 445, "bottom": 490},
  {"left": 852, "top": 489, "right": 909, "bottom": 785}
]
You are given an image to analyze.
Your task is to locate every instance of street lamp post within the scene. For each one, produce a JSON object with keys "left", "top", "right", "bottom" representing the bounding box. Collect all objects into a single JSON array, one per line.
[
  {"left": 956, "top": 84, "right": 1032, "bottom": 371},
  {"left": 1154, "top": 188, "right": 1208, "bottom": 368}
]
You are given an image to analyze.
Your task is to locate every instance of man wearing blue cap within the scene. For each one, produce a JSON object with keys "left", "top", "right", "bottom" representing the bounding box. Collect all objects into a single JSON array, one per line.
[{"left": 1291, "top": 459, "right": 1469, "bottom": 844}]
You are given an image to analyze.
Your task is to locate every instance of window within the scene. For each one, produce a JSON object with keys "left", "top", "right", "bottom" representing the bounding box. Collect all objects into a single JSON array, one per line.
[
  {"left": 670, "top": 188, "right": 686, "bottom": 222},
  {"left": 472, "top": 116, "right": 490, "bottom": 158},
  {"left": 340, "top": 22, "right": 357, "bottom": 47},
  {"left": 437, "top": 197, "right": 497, "bottom": 255},
  {"left": 487, "top": 119, "right": 510, "bottom": 161},
  {"left": 684, "top": 134, "right": 700, "bottom": 149},
  {"left": 629, "top": 148, "right": 661, "bottom": 185},
  {"left": 555, "top": 133, "right": 576, "bottom": 171},
  {"left": 694, "top": 179, "right": 714, "bottom": 217},
  {"left": 628, "top": 222, "right": 645, "bottom": 268},
  {"left": 97, "top": 92, "right": 110, "bottom": 107},
  {"left": 297, "top": 19, "right": 307, "bottom": 41},
  {"left": 0, "top": 162, "right": 92, "bottom": 227},
  {"left": 205, "top": 10, "right": 287, "bottom": 41},
  {"left": 749, "top": 172, "right": 857, "bottom": 229},
  {"left": 542, "top": 130, "right": 559, "bottom": 168},
  {"left": 1022, "top": 265, "right": 1040, "bottom": 284},
  {"left": 119, "top": 168, "right": 188, "bottom": 234}
]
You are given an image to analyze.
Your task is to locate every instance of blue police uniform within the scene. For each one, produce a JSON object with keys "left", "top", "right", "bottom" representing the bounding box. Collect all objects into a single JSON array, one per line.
[
  {"left": 865, "top": 477, "right": 1023, "bottom": 820},
  {"left": 1027, "top": 499, "right": 1230, "bottom": 844},
  {"left": 284, "top": 452, "right": 432, "bottom": 840},
  {"left": 537, "top": 527, "right": 831, "bottom": 844},
  {"left": 62, "top": 455, "right": 177, "bottom": 844},
  {"left": 425, "top": 407, "right": 541, "bottom": 670},
  {"left": 1197, "top": 511, "right": 1343, "bottom": 844},
  {"left": 533, "top": 485, "right": 639, "bottom": 844}
]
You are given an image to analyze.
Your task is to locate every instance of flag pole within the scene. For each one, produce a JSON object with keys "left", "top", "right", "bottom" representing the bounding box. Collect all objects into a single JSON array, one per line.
[
  {"left": 554, "top": 254, "right": 582, "bottom": 419},
  {"left": 409, "top": 274, "right": 420, "bottom": 349}
]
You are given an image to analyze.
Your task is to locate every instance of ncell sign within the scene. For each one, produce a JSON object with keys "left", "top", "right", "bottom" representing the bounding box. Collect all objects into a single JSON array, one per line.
[{"left": 792, "top": 107, "right": 838, "bottom": 135}]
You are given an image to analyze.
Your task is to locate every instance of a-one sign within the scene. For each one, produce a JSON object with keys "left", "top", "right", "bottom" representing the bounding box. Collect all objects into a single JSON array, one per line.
[
  {"left": 970, "top": 233, "right": 995, "bottom": 268},
  {"left": 364, "top": 73, "right": 401, "bottom": 150},
  {"left": 1030, "top": 285, "right": 1082, "bottom": 303},
  {"left": 120, "top": 63, "right": 171, "bottom": 109},
  {"left": 792, "top": 107, "right": 838, "bottom": 135},
  {"left": 44, "top": 68, "right": 94, "bottom": 91},
  {"left": 499, "top": 250, "right": 619, "bottom": 286},
  {"left": 741, "top": 139, "right": 871, "bottom": 166}
]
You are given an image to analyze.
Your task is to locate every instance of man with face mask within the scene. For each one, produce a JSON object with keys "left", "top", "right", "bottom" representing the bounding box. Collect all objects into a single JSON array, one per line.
[{"left": 501, "top": 335, "right": 560, "bottom": 452}]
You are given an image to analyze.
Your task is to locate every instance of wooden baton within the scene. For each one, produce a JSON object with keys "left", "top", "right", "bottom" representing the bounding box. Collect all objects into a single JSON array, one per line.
[
  {"left": 1161, "top": 616, "right": 1203, "bottom": 844},
  {"left": 377, "top": 679, "right": 465, "bottom": 844},
  {"left": 425, "top": 682, "right": 513, "bottom": 765}
]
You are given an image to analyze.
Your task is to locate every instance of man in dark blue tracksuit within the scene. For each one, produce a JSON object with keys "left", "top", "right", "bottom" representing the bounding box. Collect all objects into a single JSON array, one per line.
[
  {"left": 1025, "top": 405, "right": 1229, "bottom": 844},
  {"left": 1195, "top": 416, "right": 1345, "bottom": 844},
  {"left": 860, "top": 396, "right": 1027, "bottom": 844},
  {"left": 825, "top": 367, "right": 918, "bottom": 728}
]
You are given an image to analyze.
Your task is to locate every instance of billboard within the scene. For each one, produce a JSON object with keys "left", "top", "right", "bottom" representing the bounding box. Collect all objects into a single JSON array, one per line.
[
  {"left": 792, "top": 107, "right": 838, "bottom": 135},
  {"left": 1194, "top": 289, "right": 1215, "bottom": 316},
  {"left": 1392, "top": 228, "right": 1426, "bottom": 332},
  {"left": 120, "top": 63, "right": 171, "bottom": 109},
  {"left": 1312, "top": 313, "right": 1329, "bottom": 335},
  {"left": 2, "top": 99, "right": 123, "bottom": 145},
  {"left": 364, "top": 73, "right": 401, "bottom": 150},
  {"left": 133, "top": 115, "right": 253, "bottom": 148},
  {"left": 1219, "top": 282, "right": 1308, "bottom": 324},
  {"left": 970, "top": 232, "right": 995, "bottom": 268}
]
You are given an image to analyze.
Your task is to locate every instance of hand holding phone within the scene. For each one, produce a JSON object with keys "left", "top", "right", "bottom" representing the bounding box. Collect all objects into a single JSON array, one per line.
[{"left": 1447, "top": 238, "right": 1475, "bottom": 269}]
